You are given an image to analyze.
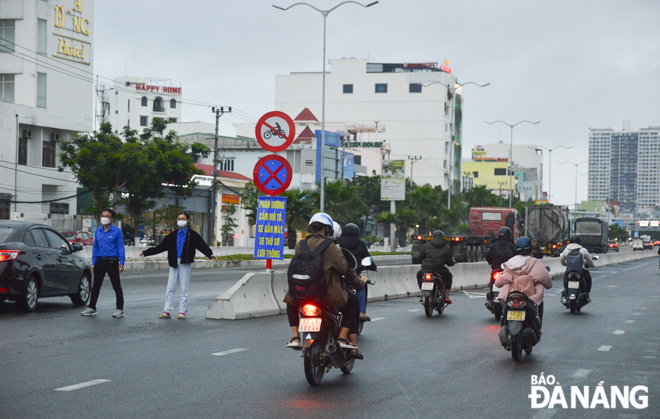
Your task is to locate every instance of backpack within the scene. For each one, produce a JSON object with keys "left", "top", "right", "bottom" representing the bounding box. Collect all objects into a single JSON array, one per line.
[
  {"left": 565, "top": 249, "right": 584, "bottom": 273},
  {"left": 287, "top": 239, "right": 332, "bottom": 304},
  {"left": 511, "top": 268, "right": 536, "bottom": 297},
  {"left": 490, "top": 241, "right": 514, "bottom": 266}
]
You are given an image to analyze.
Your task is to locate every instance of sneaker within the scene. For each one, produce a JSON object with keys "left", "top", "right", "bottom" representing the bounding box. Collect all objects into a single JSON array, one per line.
[
  {"left": 81, "top": 307, "right": 97, "bottom": 316},
  {"left": 286, "top": 337, "right": 301, "bottom": 349},
  {"left": 445, "top": 298, "right": 453, "bottom": 304},
  {"left": 177, "top": 313, "right": 186, "bottom": 319},
  {"left": 159, "top": 312, "right": 171, "bottom": 319},
  {"left": 112, "top": 309, "right": 124, "bottom": 318}
]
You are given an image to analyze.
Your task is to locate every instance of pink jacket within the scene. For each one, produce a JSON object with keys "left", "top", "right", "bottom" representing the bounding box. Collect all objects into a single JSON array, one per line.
[{"left": 494, "top": 255, "right": 553, "bottom": 305}]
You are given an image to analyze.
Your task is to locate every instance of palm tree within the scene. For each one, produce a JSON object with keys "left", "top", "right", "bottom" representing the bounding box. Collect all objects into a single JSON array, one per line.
[{"left": 282, "top": 188, "right": 315, "bottom": 249}]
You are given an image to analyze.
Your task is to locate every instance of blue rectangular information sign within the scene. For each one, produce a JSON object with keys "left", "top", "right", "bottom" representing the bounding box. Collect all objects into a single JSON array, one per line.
[{"left": 254, "top": 196, "right": 287, "bottom": 260}]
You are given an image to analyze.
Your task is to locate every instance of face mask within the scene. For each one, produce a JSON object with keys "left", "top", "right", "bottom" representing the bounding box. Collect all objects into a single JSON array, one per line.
[
  {"left": 101, "top": 217, "right": 111, "bottom": 226},
  {"left": 177, "top": 220, "right": 188, "bottom": 228}
]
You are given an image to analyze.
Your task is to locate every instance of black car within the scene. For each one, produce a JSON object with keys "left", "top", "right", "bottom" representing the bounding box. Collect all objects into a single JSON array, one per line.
[{"left": 0, "top": 222, "right": 92, "bottom": 312}]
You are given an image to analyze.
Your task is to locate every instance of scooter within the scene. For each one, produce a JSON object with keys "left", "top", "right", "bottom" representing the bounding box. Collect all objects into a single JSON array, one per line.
[
  {"left": 561, "top": 255, "right": 598, "bottom": 314},
  {"left": 485, "top": 269, "right": 503, "bottom": 320},
  {"left": 420, "top": 270, "right": 448, "bottom": 317},
  {"left": 499, "top": 291, "right": 542, "bottom": 362},
  {"left": 356, "top": 257, "right": 376, "bottom": 335}
]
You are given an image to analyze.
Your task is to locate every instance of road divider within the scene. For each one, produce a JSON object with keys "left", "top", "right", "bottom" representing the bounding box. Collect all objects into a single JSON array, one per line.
[{"left": 206, "top": 250, "right": 657, "bottom": 320}]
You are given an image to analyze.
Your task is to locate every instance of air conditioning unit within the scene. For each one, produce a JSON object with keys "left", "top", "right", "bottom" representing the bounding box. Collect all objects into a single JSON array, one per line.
[
  {"left": 23, "top": 129, "right": 32, "bottom": 138},
  {"left": 50, "top": 132, "right": 60, "bottom": 141}
]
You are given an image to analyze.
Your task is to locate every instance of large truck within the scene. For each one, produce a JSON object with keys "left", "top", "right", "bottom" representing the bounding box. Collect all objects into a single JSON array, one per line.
[
  {"left": 574, "top": 218, "right": 609, "bottom": 254},
  {"left": 412, "top": 207, "right": 523, "bottom": 263},
  {"left": 525, "top": 204, "right": 570, "bottom": 258}
]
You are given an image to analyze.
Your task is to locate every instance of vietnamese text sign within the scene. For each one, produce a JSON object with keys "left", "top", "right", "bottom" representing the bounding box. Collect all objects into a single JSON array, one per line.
[
  {"left": 381, "top": 160, "right": 406, "bottom": 201},
  {"left": 254, "top": 196, "right": 287, "bottom": 260}
]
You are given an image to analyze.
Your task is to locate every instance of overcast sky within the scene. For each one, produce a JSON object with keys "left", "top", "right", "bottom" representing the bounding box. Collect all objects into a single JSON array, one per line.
[{"left": 95, "top": 0, "right": 660, "bottom": 208}]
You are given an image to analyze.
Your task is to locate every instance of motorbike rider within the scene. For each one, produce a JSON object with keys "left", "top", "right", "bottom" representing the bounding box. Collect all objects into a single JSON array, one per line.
[
  {"left": 331, "top": 221, "right": 342, "bottom": 244},
  {"left": 486, "top": 227, "right": 517, "bottom": 270},
  {"left": 560, "top": 234, "right": 595, "bottom": 303},
  {"left": 339, "top": 223, "right": 377, "bottom": 322},
  {"left": 416, "top": 230, "right": 455, "bottom": 304},
  {"left": 495, "top": 236, "right": 552, "bottom": 335},
  {"left": 283, "top": 213, "right": 368, "bottom": 359}
]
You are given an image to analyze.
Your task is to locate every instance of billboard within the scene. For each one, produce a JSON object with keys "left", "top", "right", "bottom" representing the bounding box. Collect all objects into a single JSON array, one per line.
[{"left": 381, "top": 160, "right": 406, "bottom": 201}]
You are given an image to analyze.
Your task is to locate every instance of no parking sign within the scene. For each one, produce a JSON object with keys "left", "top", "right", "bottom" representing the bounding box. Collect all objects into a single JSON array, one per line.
[{"left": 255, "top": 111, "right": 296, "bottom": 152}]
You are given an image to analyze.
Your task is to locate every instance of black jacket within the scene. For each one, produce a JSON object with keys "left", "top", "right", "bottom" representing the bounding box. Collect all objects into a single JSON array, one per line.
[
  {"left": 419, "top": 237, "right": 455, "bottom": 273},
  {"left": 486, "top": 239, "right": 517, "bottom": 270},
  {"left": 339, "top": 234, "right": 376, "bottom": 274},
  {"left": 143, "top": 228, "right": 214, "bottom": 268}
]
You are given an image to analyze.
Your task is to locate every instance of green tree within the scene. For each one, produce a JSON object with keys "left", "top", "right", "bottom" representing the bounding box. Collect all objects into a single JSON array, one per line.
[
  {"left": 221, "top": 203, "right": 239, "bottom": 246},
  {"left": 240, "top": 182, "right": 260, "bottom": 226},
  {"left": 608, "top": 223, "right": 629, "bottom": 242},
  {"left": 314, "top": 180, "right": 368, "bottom": 226},
  {"left": 281, "top": 187, "right": 315, "bottom": 249}
]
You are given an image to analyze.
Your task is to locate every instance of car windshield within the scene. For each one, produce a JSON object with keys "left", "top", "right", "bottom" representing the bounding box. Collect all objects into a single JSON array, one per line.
[
  {"left": 0, "top": 227, "right": 17, "bottom": 242},
  {"left": 61, "top": 232, "right": 77, "bottom": 239}
]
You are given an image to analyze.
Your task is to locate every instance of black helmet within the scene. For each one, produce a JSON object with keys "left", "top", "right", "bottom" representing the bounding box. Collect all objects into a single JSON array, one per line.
[
  {"left": 497, "top": 226, "right": 513, "bottom": 241},
  {"left": 432, "top": 230, "right": 445, "bottom": 239},
  {"left": 569, "top": 234, "right": 582, "bottom": 245},
  {"left": 515, "top": 236, "right": 533, "bottom": 255},
  {"left": 343, "top": 223, "right": 360, "bottom": 236}
]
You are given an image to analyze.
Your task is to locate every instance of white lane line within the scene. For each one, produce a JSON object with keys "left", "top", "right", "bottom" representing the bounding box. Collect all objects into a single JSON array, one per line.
[
  {"left": 599, "top": 345, "right": 613, "bottom": 352},
  {"left": 462, "top": 290, "right": 488, "bottom": 299},
  {"left": 624, "top": 320, "right": 635, "bottom": 324},
  {"left": 614, "top": 330, "right": 626, "bottom": 335},
  {"left": 408, "top": 309, "right": 422, "bottom": 312},
  {"left": 55, "top": 379, "right": 110, "bottom": 392},
  {"left": 607, "top": 285, "right": 618, "bottom": 288},
  {"left": 212, "top": 348, "right": 248, "bottom": 357},
  {"left": 572, "top": 369, "right": 592, "bottom": 378},
  {"left": 531, "top": 408, "right": 558, "bottom": 419},
  {"left": 644, "top": 356, "right": 656, "bottom": 359},
  {"left": 633, "top": 313, "right": 642, "bottom": 316},
  {"left": 371, "top": 317, "right": 386, "bottom": 322}
]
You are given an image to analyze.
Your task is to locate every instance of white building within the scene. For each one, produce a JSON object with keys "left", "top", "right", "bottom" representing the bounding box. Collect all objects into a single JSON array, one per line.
[
  {"left": 273, "top": 58, "right": 461, "bottom": 190},
  {"left": 477, "top": 143, "right": 543, "bottom": 200},
  {"left": 100, "top": 76, "right": 182, "bottom": 132},
  {"left": 0, "top": 0, "right": 94, "bottom": 224}
]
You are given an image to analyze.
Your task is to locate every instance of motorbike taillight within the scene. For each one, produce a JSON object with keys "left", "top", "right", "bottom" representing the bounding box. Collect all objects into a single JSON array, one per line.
[
  {"left": 424, "top": 273, "right": 433, "bottom": 281},
  {"left": 507, "top": 296, "right": 527, "bottom": 309},
  {"left": 301, "top": 304, "right": 321, "bottom": 317},
  {"left": 491, "top": 270, "right": 502, "bottom": 282}
]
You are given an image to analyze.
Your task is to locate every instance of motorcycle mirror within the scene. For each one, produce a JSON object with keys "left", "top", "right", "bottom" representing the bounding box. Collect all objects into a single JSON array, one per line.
[
  {"left": 593, "top": 255, "right": 599, "bottom": 260},
  {"left": 342, "top": 248, "right": 358, "bottom": 271},
  {"left": 361, "top": 257, "right": 373, "bottom": 267},
  {"left": 545, "top": 266, "right": 550, "bottom": 272}
]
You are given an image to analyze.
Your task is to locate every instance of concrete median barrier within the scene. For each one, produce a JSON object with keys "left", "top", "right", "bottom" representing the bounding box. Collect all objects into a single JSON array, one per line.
[{"left": 206, "top": 272, "right": 280, "bottom": 320}]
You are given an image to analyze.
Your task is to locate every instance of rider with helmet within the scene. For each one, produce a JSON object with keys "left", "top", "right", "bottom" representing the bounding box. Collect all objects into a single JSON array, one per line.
[
  {"left": 331, "top": 222, "right": 342, "bottom": 244},
  {"left": 486, "top": 226, "right": 518, "bottom": 270},
  {"left": 339, "top": 223, "right": 377, "bottom": 321},
  {"left": 416, "top": 230, "right": 455, "bottom": 304},
  {"left": 560, "top": 234, "right": 595, "bottom": 302},
  {"left": 283, "top": 213, "right": 368, "bottom": 358}
]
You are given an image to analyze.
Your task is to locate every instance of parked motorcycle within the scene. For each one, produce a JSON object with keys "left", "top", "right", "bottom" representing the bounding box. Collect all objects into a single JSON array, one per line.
[
  {"left": 561, "top": 255, "right": 598, "bottom": 314},
  {"left": 485, "top": 269, "right": 504, "bottom": 320},
  {"left": 298, "top": 256, "right": 373, "bottom": 386},
  {"left": 499, "top": 291, "right": 541, "bottom": 362},
  {"left": 420, "top": 270, "right": 448, "bottom": 317}
]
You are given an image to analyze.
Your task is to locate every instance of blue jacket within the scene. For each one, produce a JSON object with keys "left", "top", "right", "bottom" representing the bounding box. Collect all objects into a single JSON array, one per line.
[{"left": 92, "top": 224, "right": 126, "bottom": 265}]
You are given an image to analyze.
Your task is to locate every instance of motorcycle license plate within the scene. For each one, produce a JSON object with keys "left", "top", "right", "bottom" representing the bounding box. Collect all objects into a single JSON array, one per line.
[
  {"left": 507, "top": 310, "right": 525, "bottom": 321},
  {"left": 421, "top": 282, "right": 435, "bottom": 291},
  {"left": 299, "top": 318, "right": 322, "bottom": 333},
  {"left": 568, "top": 282, "right": 580, "bottom": 289},
  {"left": 492, "top": 285, "right": 501, "bottom": 292}
]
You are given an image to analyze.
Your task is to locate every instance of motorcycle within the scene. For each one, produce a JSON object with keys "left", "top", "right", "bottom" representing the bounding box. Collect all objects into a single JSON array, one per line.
[
  {"left": 485, "top": 269, "right": 504, "bottom": 320},
  {"left": 420, "top": 270, "right": 448, "bottom": 317},
  {"left": 499, "top": 291, "right": 541, "bottom": 362},
  {"left": 561, "top": 255, "right": 598, "bottom": 314},
  {"left": 298, "top": 256, "right": 373, "bottom": 386},
  {"left": 356, "top": 257, "right": 376, "bottom": 336}
]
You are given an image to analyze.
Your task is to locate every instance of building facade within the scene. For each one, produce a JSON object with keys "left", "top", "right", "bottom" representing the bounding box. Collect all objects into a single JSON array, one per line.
[{"left": 0, "top": 0, "right": 94, "bottom": 222}]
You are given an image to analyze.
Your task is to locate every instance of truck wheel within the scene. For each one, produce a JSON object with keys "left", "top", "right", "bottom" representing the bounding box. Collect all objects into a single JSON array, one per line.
[
  {"left": 475, "top": 246, "right": 483, "bottom": 262},
  {"left": 466, "top": 246, "right": 474, "bottom": 263}
]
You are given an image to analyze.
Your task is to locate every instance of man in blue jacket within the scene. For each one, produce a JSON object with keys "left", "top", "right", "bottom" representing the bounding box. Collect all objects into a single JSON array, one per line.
[{"left": 81, "top": 209, "right": 126, "bottom": 317}]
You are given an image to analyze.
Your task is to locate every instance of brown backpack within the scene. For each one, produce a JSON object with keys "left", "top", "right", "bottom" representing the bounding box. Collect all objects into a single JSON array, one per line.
[{"left": 510, "top": 266, "right": 535, "bottom": 297}]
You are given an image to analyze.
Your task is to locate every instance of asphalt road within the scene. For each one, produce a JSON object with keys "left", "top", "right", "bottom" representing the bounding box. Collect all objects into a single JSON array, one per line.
[{"left": 1, "top": 254, "right": 657, "bottom": 418}]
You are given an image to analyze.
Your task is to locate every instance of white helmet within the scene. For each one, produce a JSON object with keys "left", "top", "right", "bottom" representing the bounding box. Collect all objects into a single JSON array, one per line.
[
  {"left": 309, "top": 212, "right": 333, "bottom": 227},
  {"left": 330, "top": 221, "right": 342, "bottom": 240}
]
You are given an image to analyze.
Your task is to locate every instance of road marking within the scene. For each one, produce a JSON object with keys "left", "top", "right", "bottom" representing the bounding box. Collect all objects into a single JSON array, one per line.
[
  {"left": 572, "top": 369, "right": 591, "bottom": 378},
  {"left": 531, "top": 408, "right": 558, "bottom": 419},
  {"left": 371, "top": 317, "right": 386, "bottom": 322},
  {"left": 408, "top": 309, "right": 422, "bottom": 312},
  {"left": 644, "top": 356, "right": 656, "bottom": 359},
  {"left": 633, "top": 313, "right": 642, "bottom": 316},
  {"left": 212, "top": 348, "right": 248, "bottom": 357},
  {"left": 462, "top": 290, "right": 488, "bottom": 299},
  {"left": 607, "top": 285, "right": 618, "bottom": 288},
  {"left": 55, "top": 379, "right": 110, "bottom": 392},
  {"left": 625, "top": 320, "right": 635, "bottom": 324},
  {"left": 614, "top": 330, "right": 626, "bottom": 335},
  {"left": 598, "top": 345, "right": 612, "bottom": 352}
]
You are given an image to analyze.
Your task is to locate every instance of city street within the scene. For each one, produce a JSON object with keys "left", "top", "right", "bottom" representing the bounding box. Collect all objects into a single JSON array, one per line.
[{"left": 1, "top": 254, "right": 657, "bottom": 418}]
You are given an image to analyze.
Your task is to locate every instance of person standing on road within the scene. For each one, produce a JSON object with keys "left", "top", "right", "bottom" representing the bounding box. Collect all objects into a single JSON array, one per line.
[
  {"left": 139, "top": 212, "right": 217, "bottom": 319},
  {"left": 81, "top": 209, "right": 126, "bottom": 318}
]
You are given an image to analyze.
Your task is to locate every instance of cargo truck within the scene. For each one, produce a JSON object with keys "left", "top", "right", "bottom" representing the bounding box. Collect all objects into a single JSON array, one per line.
[
  {"left": 525, "top": 204, "right": 570, "bottom": 258},
  {"left": 574, "top": 218, "right": 609, "bottom": 254}
]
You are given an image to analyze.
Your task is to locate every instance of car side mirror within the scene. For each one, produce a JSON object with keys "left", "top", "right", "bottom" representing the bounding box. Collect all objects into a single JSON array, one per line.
[
  {"left": 361, "top": 257, "right": 374, "bottom": 267},
  {"left": 72, "top": 243, "right": 83, "bottom": 252}
]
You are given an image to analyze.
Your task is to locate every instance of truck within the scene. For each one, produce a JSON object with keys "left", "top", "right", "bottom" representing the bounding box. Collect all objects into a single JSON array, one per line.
[
  {"left": 525, "top": 204, "right": 570, "bottom": 258},
  {"left": 412, "top": 207, "right": 523, "bottom": 264},
  {"left": 641, "top": 235, "right": 653, "bottom": 250},
  {"left": 574, "top": 218, "right": 609, "bottom": 254}
]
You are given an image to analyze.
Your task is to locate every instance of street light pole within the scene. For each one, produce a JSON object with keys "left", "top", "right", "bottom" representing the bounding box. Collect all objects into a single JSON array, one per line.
[
  {"left": 274, "top": 1, "right": 378, "bottom": 212},
  {"left": 407, "top": 155, "right": 421, "bottom": 183},
  {"left": 536, "top": 145, "right": 572, "bottom": 203},
  {"left": 485, "top": 119, "right": 540, "bottom": 208},
  {"left": 559, "top": 161, "right": 587, "bottom": 211}
]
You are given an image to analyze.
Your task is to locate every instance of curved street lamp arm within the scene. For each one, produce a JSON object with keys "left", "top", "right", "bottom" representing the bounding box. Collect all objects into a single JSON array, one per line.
[
  {"left": 274, "top": 1, "right": 377, "bottom": 13},
  {"left": 273, "top": 2, "right": 323, "bottom": 13},
  {"left": 558, "top": 161, "right": 587, "bottom": 166},
  {"left": 485, "top": 120, "right": 540, "bottom": 128},
  {"left": 329, "top": 1, "right": 378, "bottom": 13},
  {"left": 537, "top": 145, "right": 573, "bottom": 151},
  {"left": 457, "top": 82, "right": 490, "bottom": 88}
]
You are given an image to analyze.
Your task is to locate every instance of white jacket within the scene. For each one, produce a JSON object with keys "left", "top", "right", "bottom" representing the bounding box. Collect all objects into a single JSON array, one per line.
[{"left": 560, "top": 243, "right": 595, "bottom": 268}]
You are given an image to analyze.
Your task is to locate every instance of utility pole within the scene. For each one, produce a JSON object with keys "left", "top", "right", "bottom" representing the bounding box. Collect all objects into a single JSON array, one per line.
[
  {"left": 210, "top": 106, "right": 232, "bottom": 246},
  {"left": 407, "top": 155, "right": 421, "bottom": 183}
]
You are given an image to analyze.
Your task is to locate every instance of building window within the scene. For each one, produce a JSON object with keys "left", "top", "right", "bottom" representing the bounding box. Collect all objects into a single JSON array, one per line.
[
  {"left": 140, "top": 116, "right": 148, "bottom": 126},
  {"left": 49, "top": 203, "right": 69, "bottom": 215},
  {"left": 220, "top": 159, "right": 235, "bottom": 172},
  {"left": 0, "top": 74, "right": 14, "bottom": 103},
  {"left": 141, "top": 96, "right": 147, "bottom": 106},
  {"left": 473, "top": 171, "right": 479, "bottom": 178},
  {"left": 168, "top": 117, "right": 177, "bottom": 123},
  {"left": 0, "top": 196, "right": 9, "bottom": 219},
  {"left": 42, "top": 140, "right": 56, "bottom": 168},
  {"left": 170, "top": 98, "right": 176, "bottom": 108},
  {"left": 343, "top": 84, "right": 353, "bottom": 94},
  {"left": 37, "top": 72, "right": 47, "bottom": 108},
  {"left": 18, "top": 138, "right": 27, "bottom": 165},
  {"left": 37, "top": 19, "right": 47, "bottom": 55},
  {"left": 375, "top": 83, "right": 387, "bottom": 93},
  {"left": 153, "top": 96, "right": 164, "bottom": 112},
  {"left": 354, "top": 155, "right": 361, "bottom": 165},
  {"left": 409, "top": 83, "right": 422, "bottom": 93},
  {"left": 0, "top": 20, "right": 15, "bottom": 53},
  {"left": 305, "top": 160, "right": 313, "bottom": 167},
  {"left": 494, "top": 168, "right": 506, "bottom": 176}
]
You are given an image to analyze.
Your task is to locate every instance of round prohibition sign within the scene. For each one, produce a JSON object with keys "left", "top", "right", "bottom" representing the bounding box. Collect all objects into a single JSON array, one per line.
[
  {"left": 255, "top": 111, "right": 296, "bottom": 152},
  {"left": 253, "top": 154, "right": 292, "bottom": 196}
]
